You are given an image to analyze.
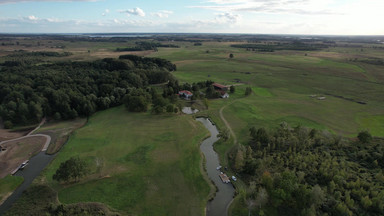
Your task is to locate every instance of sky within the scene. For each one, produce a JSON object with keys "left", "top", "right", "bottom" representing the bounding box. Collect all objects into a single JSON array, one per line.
[{"left": 0, "top": 0, "right": 383, "bottom": 35}]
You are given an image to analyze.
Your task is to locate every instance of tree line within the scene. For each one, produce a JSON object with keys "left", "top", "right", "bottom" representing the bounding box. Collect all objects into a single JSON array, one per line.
[
  {"left": 231, "top": 41, "right": 328, "bottom": 52},
  {"left": 116, "top": 41, "right": 179, "bottom": 52}
]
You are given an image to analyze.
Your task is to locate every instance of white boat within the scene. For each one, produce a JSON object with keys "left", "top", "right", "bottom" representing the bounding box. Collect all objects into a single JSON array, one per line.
[{"left": 19, "top": 160, "right": 29, "bottom": 170}]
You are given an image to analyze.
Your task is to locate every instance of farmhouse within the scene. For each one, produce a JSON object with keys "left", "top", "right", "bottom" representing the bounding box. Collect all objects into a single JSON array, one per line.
[
  {"left": 220, "top": 91, "right": 229, "bottom": 98},
  {"left": 178, "top": 90, "right": 193, "bottom": 99},
  {"left": 212, "top": 83, "right": 228, "bottom": 91},
  {"left": 212, "top": 83, "right": 230, "bottom": 98}
]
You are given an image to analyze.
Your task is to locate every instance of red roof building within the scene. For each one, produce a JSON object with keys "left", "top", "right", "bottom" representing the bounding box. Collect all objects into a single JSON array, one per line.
[
  {"left": 212, "top": 83, "right": 228, "bottom": 91},
  {"left": 179, "top": 90, "right": 193, "bottom": 99}
]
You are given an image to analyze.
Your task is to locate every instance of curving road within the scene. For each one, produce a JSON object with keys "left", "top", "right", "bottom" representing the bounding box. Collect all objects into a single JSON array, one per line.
[{"left": 0, "top": 118, "right": 51, "bottom": 152}]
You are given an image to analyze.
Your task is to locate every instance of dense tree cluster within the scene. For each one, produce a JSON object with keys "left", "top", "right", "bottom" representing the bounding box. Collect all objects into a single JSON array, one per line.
[
  {"left": 0, "top": 54, "right": 176, "bottom": 127},
  {"left": 232, "top": 124, "right": 384, "bottom": 216},
  {"left": 116, "top": 41, "right": 179, "bottom": 52},
  {"left": 7, "top": 51, "right": 72, "bottom": 58}
]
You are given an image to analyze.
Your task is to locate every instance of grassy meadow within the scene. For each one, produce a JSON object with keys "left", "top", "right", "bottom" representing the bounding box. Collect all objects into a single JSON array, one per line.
[
  {"left": 38, "top": 106, "right": 210, "bottom": 215},
  {"left": 148, "top": 42, "right": 384, "bottom": 215},
  {"left": 150, "top": 42, "right": 384, "bottom": 140}
]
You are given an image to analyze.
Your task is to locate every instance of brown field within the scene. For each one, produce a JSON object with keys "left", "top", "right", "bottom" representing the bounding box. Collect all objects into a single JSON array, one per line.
[
  {"left": 0, "top": 129, "right": 25, "bottom": 142},
  {"left": 0, "top": 136, "right": 45, "bottom": 178}
]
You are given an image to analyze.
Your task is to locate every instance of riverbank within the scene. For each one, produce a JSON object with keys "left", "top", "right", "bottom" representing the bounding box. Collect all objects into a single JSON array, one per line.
[
  {"left": 197, "top": 118, "right": 235, "bottom": 216},
  {"left": 0, "top": 118, "right": 86, "bottom": 213},
  {"left": 4, "top": 107, "right": 212, "bottom": 215}
]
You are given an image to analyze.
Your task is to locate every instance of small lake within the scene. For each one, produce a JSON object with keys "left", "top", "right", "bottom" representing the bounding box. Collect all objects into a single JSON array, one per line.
[
  {"left": 182, "top": 107, "right": 199, "bottom": 114},
  {"left": 197, "top": 118, "right": 235, "bottom": 216}
]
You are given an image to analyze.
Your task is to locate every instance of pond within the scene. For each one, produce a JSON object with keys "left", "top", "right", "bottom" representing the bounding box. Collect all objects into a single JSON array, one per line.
[{"left": 182, "top": 107, "right": 199, "bottom": 114}]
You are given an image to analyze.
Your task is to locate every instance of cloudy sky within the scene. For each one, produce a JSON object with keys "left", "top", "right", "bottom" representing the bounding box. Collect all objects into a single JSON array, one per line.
[{"left": 0, "top": 0, "right": 382, "bottom": 35}]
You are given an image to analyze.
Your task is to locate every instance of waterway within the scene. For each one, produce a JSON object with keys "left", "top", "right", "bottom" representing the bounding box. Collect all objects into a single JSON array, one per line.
[
  {"left": 197, "top": 118, "right": 235, "bottom": 216},
  {"left": 0, "top": 152, "right": 55, "bottom": 214}
]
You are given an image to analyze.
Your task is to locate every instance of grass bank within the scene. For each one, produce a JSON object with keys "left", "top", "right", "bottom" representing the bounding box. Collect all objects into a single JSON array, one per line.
[{"left": 38, "top": 106, "right": 210, "bottom": 215}]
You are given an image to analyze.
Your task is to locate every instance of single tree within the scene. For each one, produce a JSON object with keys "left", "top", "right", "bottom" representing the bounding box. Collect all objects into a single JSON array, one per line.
[
  {"left": 255, "top": 187, "right": 269, "bottom": 209},
  {"left": 357, "top": 131, "right": 372, "bottom": 144},
  {"left": 53, "top": 157, "right": 88, "bottom": 183},
  {"left": 310, "top": 184, "right": 325, "bottom": 207},
  {"left": 229, "top": 53, "right": 234, "bottom": 58},
  {"left": 203, "top": 98, "right": 209, "bottom": 109},
  {"left": 230, "top": 85, "right": 235, "bottom": 93},
  {"left": 234, "top": 149, "right": 245, "bottom": 171},
  {"left": 218, "top": 128, "right": 230, "bottom": 141}
]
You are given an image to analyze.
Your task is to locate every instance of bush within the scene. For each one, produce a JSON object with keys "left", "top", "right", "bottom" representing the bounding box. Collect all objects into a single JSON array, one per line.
[
  {"left": 53, "top": 157, "right": 88, "bottom": 182},
  {"left": 4, "top": 120, "right": 13, "bottom": 129},
  {"left": 358, "top": 131, "right": 372, "bottom": 144}
]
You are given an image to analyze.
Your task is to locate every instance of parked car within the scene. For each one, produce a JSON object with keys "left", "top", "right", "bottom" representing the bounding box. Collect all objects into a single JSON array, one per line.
[{"left": 231, "top": 176, "right": 237, "bottom": 181}]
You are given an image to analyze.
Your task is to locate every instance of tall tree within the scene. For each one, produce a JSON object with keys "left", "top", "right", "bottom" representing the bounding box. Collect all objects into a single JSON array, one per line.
[
  {"left": 357, "top": 131, "right": 372, "bottom": 144},
  {"left": 53, "top": 157, "right": 88, "bottom": 183}
]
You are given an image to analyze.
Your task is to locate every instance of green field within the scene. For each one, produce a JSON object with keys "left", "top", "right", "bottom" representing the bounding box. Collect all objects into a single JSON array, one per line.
[
  {"left": 150, "top": 43, "right": 384, "bottom": 140},
  {"left": 148, "top": 42, "right": 384, "bottom": 215},
  {"left": 39, "top": 106, "right": 210, "bottom": 215}
]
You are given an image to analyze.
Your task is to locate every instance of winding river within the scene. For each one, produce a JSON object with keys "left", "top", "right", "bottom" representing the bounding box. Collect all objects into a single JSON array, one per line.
[
  {"left": 0, "top": 151, "right": 55, "bottom": 214},
  {"left": 0, "top": 117, "right": 234, "bottom": 215},
  {"left": 197, "top": 118, "right": 235, "bottom": 216}
]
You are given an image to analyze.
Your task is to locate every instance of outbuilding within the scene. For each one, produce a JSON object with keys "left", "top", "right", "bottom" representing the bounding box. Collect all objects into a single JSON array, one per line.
[{"left": 178, "top": 90, "right": 193, "bottom": 99}]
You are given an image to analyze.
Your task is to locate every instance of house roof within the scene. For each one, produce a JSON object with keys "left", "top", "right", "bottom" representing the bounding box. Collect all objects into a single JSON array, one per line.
[
  {"left": 212, "top": 83, "right": 227, "bottom": 89},
  {"left": 219, "top": 91, "right": 228, "bottom": 95},
  {"left": 179, "top": 90, "right": 193, "bottom": 95}
]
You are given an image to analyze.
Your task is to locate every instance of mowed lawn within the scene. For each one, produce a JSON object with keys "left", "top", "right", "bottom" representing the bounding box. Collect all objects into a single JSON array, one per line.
[
  {"left": 43, "top": 106, "right": 210, "bottom": 215},
  {"left": 150, "top": 43, "right": 384, "bottom": 138}
]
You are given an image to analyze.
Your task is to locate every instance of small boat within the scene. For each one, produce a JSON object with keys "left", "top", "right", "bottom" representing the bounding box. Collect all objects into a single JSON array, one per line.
[
  {"left": 219, "top": 173, "right": 230, "bottom": 183},
  {"left": 216, "top": 166, "right": 222, "bottom": 170}
]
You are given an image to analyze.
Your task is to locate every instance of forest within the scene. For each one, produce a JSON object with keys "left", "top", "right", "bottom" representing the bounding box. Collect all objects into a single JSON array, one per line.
[
  {"left": 231, "top": 41, "right": 328, "bottom": 52},
  {"left": 231, "top": 123, "right": 384, "bottom": 216},
  {"left": 0, "top": 52, "right": 177, "bottom": 128}
]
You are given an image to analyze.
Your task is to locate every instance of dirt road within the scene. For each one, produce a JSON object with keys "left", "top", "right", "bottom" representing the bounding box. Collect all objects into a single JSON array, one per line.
[{"left": 219, "top": 101, "right": 238, "bottom": 145}]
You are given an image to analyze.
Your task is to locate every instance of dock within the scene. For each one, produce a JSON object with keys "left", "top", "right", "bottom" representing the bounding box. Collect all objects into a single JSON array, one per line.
[
  {"left": 219, "top": 172, "right": 230, "bottom": 183},
  {"left": 11, "top": 160, "right": 29, "bottom": 175},
  {"left": 11, "top": 167, "right": 19, "bottom": 175}
]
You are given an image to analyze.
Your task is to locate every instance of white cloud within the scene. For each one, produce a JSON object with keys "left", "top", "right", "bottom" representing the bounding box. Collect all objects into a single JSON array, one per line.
[
  {"left": 190, "top": 0, "right": 339, "bottom": 15},
  {"left": 27, "top": 15, "right": 39, "bottom": 21},
  {"left": 151, "top": 10, "right": 173, "bottom": 18},
  {"left": 0, "top": 0, "right": 98, "bottom": 4},
  {"left": 102, "top": 9, "right": 110, "bottom": 16},
  {"left": 119, "top": 8, "right": 146, "bottom": 17},
  {"left": 216, "top": 12, "right": 241, "bottom": 24}
]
